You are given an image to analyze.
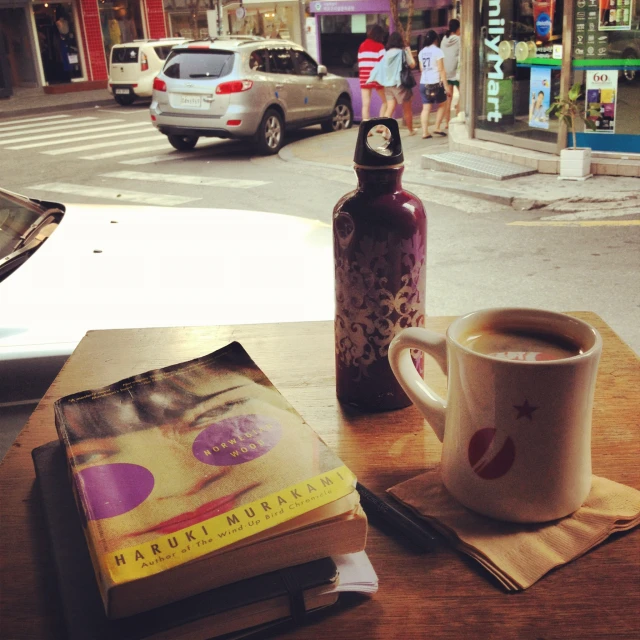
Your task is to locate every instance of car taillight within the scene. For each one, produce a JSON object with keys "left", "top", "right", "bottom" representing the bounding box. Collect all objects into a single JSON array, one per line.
[
  {"left": 141, "top": 53, "right": 149, "bottom": 72},
  {"left": 215, "top": 80, "right": 253, "bottom": 95},
  {"left": 153, "top": 77, "right": 166, "bottom": 92}
]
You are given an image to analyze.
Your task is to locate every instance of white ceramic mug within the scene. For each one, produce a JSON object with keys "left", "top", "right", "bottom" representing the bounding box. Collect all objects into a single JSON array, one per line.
[{"left": 389, "top": 308, "right": 602, "bottom": 523}]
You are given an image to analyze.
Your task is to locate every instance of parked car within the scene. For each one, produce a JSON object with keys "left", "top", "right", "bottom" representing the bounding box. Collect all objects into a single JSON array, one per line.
[
  {"left": 108, "top": 37, "right": 187, "bottom": 105},
  {"left": 0, "top": 186, "right": 333, "bottom": 451},
  {"left": 150, "top": 36, "right": 353, "bottom": 154}
]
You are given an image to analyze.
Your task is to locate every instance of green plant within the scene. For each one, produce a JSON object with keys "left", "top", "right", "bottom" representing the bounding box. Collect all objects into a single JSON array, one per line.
[{"left": 547, "top": 82, "right": 596, "bottom": 149}]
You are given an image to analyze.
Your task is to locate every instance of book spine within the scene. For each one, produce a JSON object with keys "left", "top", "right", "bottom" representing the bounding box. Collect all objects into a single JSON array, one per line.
[{"left": 54, "top": 403, "right": 111, "bottom": 612}]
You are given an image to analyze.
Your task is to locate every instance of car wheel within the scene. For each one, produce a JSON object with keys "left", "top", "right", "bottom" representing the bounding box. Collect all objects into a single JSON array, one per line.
[
  {"left": 321, "top": 98, "right": 353, "bottom": 133},
  {"left": 255, "top": 109, "right": 284, "bottom": 155},
  {"left": 167, "top": 135, "right": 199, "bottom": 151},
  {"left": 114, "top": 94, "right": 136, "bottom": 106}
]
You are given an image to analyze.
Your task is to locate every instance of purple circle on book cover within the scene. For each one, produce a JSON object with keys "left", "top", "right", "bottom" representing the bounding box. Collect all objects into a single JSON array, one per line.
[
  {"left": 75, "top": 463, "right": 155, "bottom": 520},
  {"left": 192, "top": 414, "right": 282, "bottom": 466}
]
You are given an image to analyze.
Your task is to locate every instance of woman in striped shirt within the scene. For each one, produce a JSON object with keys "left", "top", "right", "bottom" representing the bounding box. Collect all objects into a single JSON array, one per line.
[{"left": 358, "top": 25, "right": 386, "bottom": 122}]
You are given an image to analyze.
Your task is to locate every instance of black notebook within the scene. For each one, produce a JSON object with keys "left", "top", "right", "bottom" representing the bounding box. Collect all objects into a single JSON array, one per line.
[{"left": 32, "top": 440, "right": 340, "bottom": 640}]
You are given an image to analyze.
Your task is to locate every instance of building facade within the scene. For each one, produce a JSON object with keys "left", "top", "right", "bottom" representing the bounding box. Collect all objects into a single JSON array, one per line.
[
  {"left": 460, "top": 0, "right": 640, "bottom": 156},
  {"left": 0, "top": 0, "right": 167, "bottom": 92}
]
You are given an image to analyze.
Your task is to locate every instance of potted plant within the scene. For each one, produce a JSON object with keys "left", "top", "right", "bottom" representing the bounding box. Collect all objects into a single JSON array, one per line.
[{"left": 547, "top": 82, "right": 596, "bottom": 180}]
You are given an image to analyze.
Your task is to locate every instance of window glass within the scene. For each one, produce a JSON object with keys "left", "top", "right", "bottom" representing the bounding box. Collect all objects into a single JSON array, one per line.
[
  {"left": 154, "top": 46, "right": 175, "bottom": 61},
  {"left": 163, "top": 50, "right": 235, "bottom": 79},
  {"left": 292, "top": 50, "right": 318, "bottom": 76},
  {"left": 98, "top": 0, "right": 144, "bottom": 62},
  {"left": 249, "top": 49, "right": 268, "bottom": 72},
  {"left": 111, "top": 47, "right": 139, "bottom": 64},
  {"left": 268, "top": 48, "right": 295, "bottom": 74}
]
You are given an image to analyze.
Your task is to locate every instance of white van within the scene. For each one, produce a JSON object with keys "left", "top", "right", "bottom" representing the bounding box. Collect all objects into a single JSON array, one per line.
[{"left": 108, "top": 38, "right": 187, "bottom": 105}]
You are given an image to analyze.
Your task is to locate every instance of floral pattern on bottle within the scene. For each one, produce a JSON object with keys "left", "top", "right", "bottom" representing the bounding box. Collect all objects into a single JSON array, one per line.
[{"left": 335, "top": 231, "right": 426, "bottom": 381}]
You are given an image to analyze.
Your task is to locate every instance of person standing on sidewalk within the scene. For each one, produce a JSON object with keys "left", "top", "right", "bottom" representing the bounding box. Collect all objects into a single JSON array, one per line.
[
  {"left": 441, "top": 19, "right": 461, "bottom": 128},
  {"left": 358, "top": 25, "right": 387, "bottom": 122},
  {"left": 367, "top": 31, "right": 417, "bottom": 136},
  {"left": 418, "top": 30, "right": 448, "bottom": 139}
]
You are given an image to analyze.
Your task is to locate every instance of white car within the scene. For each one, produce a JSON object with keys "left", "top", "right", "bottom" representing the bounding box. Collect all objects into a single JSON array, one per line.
[
  {"left": 108, "top": 38, "right": 187, "bottom": 105},
  {"left": 0, "top": 187, "right": 333, "bottom": 449}
]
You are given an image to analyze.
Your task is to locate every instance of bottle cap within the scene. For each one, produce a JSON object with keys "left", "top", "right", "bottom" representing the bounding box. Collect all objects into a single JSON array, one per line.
[{"left": 354, "top": 117, "right": 404, "bottom": 167}]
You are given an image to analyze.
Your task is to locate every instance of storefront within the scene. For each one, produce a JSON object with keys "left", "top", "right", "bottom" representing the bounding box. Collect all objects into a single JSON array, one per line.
[
  {"left": 163, "top": 0, "right": 211, "bottom": 39},
  {"left": 308, "top": 0, "right": 454, "bottom": 120},
  {"left": 465, "top": 0, "right": 640, "bottom": 156},
  {"left": 221, "top": 0, "right": 304, "bottom": 44}
]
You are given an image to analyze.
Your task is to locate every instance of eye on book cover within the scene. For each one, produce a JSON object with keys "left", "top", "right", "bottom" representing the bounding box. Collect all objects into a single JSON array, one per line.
[{"left": 54, "top": 343, "right": 356, "bottom": 594}]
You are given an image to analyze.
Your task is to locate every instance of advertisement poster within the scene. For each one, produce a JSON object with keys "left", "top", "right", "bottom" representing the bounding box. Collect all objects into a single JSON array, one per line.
[
  {"left": 528, "top": 67, "right": 551, "bottom": 129},
  {"left": 599, "top": 0, "right": 634, "bottom": 30},
  {"left": 585, "top": 70, "right": 618, "bottom": 133}
]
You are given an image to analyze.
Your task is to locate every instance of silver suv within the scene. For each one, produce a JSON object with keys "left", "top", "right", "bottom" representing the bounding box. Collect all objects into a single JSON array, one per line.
[{"left": 150, "top": 37, "right": 353, "bottom": 154}]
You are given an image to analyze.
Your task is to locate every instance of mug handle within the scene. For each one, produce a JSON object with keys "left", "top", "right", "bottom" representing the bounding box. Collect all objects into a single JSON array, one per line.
[{"left": 389, "top": 327, "right": 448, "bottom": 442}]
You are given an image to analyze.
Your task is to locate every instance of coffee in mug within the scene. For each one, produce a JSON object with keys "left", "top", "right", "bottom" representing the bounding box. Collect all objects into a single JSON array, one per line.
[
  {"left": 460, "top": 328, "right": 583, "bottom": 361},
  {"left": 389, "top": 308, "right": 602, "bottom": 523}
]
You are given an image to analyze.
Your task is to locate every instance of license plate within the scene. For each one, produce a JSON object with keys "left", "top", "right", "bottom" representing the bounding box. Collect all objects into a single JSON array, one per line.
[
  {"left": 115, "top": 88, "right": 131, "bottom": 95},
  {"left": 180, "top": 95, "right": 202, "bottom": 108}
]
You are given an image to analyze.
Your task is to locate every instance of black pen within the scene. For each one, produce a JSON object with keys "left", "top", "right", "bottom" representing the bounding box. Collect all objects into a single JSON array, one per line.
[{"left": 356, "top": 482, "right": 438, "bottom": 552}]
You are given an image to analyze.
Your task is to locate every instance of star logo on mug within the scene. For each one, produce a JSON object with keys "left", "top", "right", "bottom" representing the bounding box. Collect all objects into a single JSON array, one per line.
[{"left": 513, "top": 399, "right": 538, "bottom": 420}]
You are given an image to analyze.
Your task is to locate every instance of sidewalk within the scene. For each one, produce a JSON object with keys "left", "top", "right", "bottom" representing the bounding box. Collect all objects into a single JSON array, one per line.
[
  {"left": 0, "top": 87, "right": 114, "bottom": 118},
  {"left": 280, "top": 122, "right": 640, "bottom": 214}
]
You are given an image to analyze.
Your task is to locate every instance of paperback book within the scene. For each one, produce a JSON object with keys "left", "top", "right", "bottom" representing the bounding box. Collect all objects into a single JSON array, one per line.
[
  {"left": 33, "top": 440, "right": 379, "bottom": 640},
  {"left": 53, "top": 341, "right": 367, "bottom": 618}
]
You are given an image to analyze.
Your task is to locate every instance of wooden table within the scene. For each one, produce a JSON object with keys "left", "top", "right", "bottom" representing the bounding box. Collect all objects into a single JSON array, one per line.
[{"left": 1, "top": 313, "right": 638, "bottom": 639}]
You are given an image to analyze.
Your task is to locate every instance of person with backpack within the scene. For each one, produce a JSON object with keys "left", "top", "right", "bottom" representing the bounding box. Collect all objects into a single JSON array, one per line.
[{"left": 367, "top": 31, "right": 417, "bottom": 136}]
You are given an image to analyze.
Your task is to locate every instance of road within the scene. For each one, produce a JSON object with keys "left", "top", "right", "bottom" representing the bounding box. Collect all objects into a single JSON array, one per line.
[{"left": 0, "top": 104, "right": 638, "bottom": 356}]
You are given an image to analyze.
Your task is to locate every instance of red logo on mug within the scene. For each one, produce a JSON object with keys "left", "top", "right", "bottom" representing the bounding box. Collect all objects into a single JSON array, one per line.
[{"left": 468, "top": 428, "right": 515, "bottom": 480}]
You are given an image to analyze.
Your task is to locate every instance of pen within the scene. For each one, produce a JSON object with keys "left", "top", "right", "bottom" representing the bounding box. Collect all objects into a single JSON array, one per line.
[{"left": 356, "top": 482, "right": 438, "bottom": 552}]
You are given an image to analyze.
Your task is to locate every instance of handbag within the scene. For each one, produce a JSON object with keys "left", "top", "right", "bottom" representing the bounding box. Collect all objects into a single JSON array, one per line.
[
  {"left": 400, "top": 57, "right": 416, "bottom": 90},
  {"left": 425, "top": 82, "right": 447, "bottom": 103}
]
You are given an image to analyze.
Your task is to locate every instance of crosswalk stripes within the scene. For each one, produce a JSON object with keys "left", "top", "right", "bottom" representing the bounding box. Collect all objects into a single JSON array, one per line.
[
  {"left": 41, "top": 134, "right": 164, "bottom": 155},
  {"left": 0, "top": 114, "right": 71, "bottom": 128},
  {"left": 102, "top": 171, "right": 269, "bottom": 189},
  {"left": 80, "top": 143, "right": 172, "bottom": 160},
  {"left": 117, "top": 141, "right": 225, "bottom": 165},
  {"left": 29, "top": 183, "right": 201, "bottom": 206},
  {"left": 6, "top": 123, "right": 156, "bottom": 150},
  {"left": 0, "top": 117, "right": 100, "bottom": 139}
]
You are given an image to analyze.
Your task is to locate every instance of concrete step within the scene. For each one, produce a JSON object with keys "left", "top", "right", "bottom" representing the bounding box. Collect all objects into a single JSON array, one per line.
[{"left": 422, "top": 151, "right": 537, "bottom": 180}]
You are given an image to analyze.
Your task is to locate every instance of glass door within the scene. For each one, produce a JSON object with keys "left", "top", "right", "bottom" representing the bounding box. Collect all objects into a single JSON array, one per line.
[
  {"left": 32, "top": 1, "right": 85, "bottom": 84},
  {"left": 475, "top": 0, "right": 566, "bottom": 151}
]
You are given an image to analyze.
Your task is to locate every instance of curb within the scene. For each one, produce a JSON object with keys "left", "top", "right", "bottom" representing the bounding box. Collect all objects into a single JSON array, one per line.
[
  {"left": 0, "top": 98, "right": 116, "bottom": 120},
  {"left": 279, "top": 144, "right": 521, "bottom": 208}
]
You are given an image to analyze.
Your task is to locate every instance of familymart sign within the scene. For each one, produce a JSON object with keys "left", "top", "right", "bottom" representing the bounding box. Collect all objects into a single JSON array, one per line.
[{"left": 483, "top": 0, "right": 513, "bottom": 123}]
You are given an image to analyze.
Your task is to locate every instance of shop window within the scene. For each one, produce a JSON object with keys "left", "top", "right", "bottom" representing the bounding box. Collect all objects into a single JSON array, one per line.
[
  {"left": 163, "top": 0, "right": 209, "bottom": 41},
  {"left": 33, "top": 1, "right": 83, "bottom": 84},
  {"left": 475, "top": 0, "right": 565, "bottom": 146},
  {"left": 99, "top": 0, "right": 144, "bottom": 62},
  {"left": 292, "top": 50, "right": 318, "bottom": 76},
  {"left": 227, "top": 5, "right": 294, "bottom": 40},
  {"left": 572, "top": 1, "right": 640, "bottom": 150},
  {"left": 318, "top": 13, "right": 389, "bottom": 77}
]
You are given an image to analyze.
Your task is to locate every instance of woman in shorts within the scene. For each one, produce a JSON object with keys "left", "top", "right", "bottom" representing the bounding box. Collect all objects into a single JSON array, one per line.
[
  {"left": 367, "top": 31, "right": 417, "bottom": 136},
  {"left": 418, "top": 30, "right": 448, "bottom": 139},
  {"left": 358, "top": 24, "right": 387, "bottom": 122}
]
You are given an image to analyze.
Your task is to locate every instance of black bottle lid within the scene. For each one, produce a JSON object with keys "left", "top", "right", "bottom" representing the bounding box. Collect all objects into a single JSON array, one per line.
[{"left": 354, "top": 117, "right": 404, "bottom": 167}]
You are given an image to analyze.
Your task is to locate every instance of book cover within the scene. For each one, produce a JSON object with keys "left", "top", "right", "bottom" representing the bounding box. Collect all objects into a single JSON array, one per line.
[
  {"left": 53, "top": 342, "right": 359, "bottom": 616},
  {"left": 32, "top": 440, "right": 341, "bottom": 640}
]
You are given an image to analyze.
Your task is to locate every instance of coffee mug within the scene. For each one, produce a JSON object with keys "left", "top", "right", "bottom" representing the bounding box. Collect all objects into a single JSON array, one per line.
[{"left": 389, "top": 308, "right": 602, "bottom": 523}]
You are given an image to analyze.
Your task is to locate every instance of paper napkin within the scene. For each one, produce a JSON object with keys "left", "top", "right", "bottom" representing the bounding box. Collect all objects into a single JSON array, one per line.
[{"left": 388, "top": 468, "right": 640, "bottom": 591}]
